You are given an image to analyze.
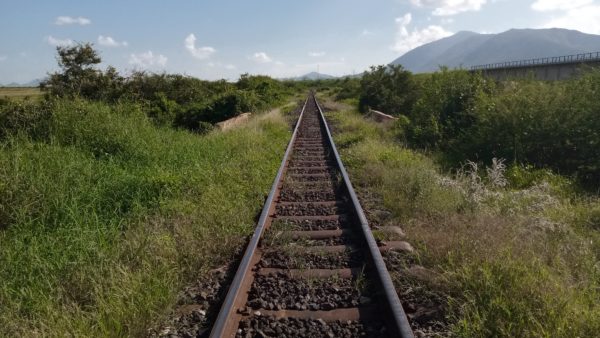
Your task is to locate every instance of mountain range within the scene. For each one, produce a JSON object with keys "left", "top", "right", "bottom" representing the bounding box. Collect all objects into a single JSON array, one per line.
[
  {"left": 390, "top": 28, "right": 600, "bottom": 73},
  {"left": 0, "top": 78, "right": 43, "bottom": 87},
  {"left": 284, "top": 72, "right": 337, "bottom": 81}
]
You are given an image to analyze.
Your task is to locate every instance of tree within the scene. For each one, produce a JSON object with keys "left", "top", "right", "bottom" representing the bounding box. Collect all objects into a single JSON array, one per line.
[
  {"left": 358, "top": 65, "right": 417, "bottom": 115},
  {"left": 41, "top": 43, "right": 122, "bottom": 100}
]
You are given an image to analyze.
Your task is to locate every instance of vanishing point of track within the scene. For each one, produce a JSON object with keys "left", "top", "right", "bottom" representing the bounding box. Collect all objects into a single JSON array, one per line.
[{"left": 210, "top": 94, "right": 414, "bottom": 337}]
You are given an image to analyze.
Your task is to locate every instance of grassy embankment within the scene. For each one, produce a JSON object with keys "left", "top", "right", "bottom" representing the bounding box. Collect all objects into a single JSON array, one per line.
[
  {"left": 0, "top": 98, "right": 292, "bottom": 336},
  {"left": 325, "top": 99, "right": 600, "bottom": 337}
]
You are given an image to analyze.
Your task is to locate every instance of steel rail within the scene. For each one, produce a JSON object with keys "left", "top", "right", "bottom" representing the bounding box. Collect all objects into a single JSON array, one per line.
[
  {"left": 209, "top": 93, "right": 415, "bottom": 338},
  {"left": 314, "top": 97, "right": 415, "bottom": 338},
  {"left": 209, "top": 96, "right": 309, "bottom": 338}
]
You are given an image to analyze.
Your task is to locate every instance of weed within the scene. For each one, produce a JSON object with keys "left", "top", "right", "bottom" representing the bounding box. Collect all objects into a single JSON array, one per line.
[{"left": 0, "top": 98, "right": 291, "bottom": 336}]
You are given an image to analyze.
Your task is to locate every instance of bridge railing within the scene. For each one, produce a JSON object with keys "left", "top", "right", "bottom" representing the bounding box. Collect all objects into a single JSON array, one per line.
[{"left": 470, "top": 51, "right": 600, "bottom": 70}]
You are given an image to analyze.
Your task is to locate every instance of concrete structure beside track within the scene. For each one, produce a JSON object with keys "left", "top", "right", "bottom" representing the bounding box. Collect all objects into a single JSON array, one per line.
[{"left": 470, "top": 52, "right": 600, "bottom": 81}]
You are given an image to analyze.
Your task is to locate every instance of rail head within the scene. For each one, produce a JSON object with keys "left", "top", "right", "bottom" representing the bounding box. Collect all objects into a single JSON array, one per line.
[
  {"left": 314, "top": 96, "right": 415, "bottom": 338},
  {"left": 209, "top": 96, "right": 309, "bottom": 338}
]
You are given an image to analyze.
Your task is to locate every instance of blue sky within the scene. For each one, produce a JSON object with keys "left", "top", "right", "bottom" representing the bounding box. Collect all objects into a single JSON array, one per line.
[{"left": 1, "top": 0, "right": 600, "bottom": 83}]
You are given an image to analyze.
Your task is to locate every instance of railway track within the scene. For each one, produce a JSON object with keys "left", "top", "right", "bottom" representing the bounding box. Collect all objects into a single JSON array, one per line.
[{"left": 209, "top": 94, "right": 414, "bottom": 338}]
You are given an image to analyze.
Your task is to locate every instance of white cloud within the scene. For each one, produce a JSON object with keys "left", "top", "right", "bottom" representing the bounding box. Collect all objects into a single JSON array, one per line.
[
  {"left": 0, "top": 56, "right": 7, "bottom": 62},
  {"left": 360, "top": 29, "right": 375, "bottom": 37},
  {"left": 540, "top": 4, "right": 600, "bottom": 34},
  {"left": 184, "top": 33, "right": 216, "bottom": 60},
  {"left": 391, "top": 13, "right": 452, "bottom": 55},
  {"left": 250, "top": 52, "right": 273, "bottom": 63},
  {"left": 98, "top": 35, "right": 128, "bottom": 47},
  {"left": 46, "top": 36, "right": 75, "bottom": 47},
  {"left": 531, "top": 0, "right": 593, "bottom": 11},
  {"left": 128, "top": 51, "right": 168, "bottom": 68},
  {"left": 55, "top": 16, "right": 91, "bottom": 26},
  {"left": 308, "top": 51, "right": 326, "bottom": 57},
  {"left": 410, "top": 0, "right": 487, "bottom": 16}
]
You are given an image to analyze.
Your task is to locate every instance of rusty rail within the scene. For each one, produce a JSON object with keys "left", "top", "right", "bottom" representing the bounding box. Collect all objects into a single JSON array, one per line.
[{"left": 209, "top": 93, "right": 414, "bottom": 338}]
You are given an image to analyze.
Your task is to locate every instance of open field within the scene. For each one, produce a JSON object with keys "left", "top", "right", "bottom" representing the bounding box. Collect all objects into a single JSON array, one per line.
[{"left": 0, "top": 87, "right": 42, "bottom": 101}]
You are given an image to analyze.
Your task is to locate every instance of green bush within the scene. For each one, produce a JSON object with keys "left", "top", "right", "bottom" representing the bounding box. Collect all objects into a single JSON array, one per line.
[
  {"left": 359, "top": 65, "right": 417, "bottom": 115},
  {"left": 0, "top": 100, "right": 52, "bottom": 141},
  {"left": 355, "top": 65, "right": 600, "bottom": 187},
  {"left": 407, "top": 68, "right": 493, "bottom": 150}
]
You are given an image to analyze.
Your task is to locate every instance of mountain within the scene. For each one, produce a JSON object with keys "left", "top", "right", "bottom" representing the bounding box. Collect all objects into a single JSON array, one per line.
[
  {"left": 1, "top": 78, "right": 43, "bottom": 87},
  {"left": 288, "top": 72, "right": 336, "bottom": 81},
  {"left": 391, "top": 28, "right": 600, "bottom": 73}
]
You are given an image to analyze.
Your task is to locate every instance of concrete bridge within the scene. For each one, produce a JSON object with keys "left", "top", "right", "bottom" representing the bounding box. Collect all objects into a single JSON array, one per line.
[{"left": 470, "top": 52, "right": 600, "bottom": 81}]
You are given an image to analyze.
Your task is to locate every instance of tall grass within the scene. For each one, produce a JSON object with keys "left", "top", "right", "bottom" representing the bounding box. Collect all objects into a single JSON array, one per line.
[
  {"left": 0, "top": 99, "right": 290, "bottom": 336},
  {"left": 327, "top": 104, "right": 600, "bottom": 337}
]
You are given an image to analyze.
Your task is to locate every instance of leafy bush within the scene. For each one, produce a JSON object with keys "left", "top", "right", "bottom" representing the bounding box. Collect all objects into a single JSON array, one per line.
[
  {"left": 355, "top": 65, "right": 600, "bottom": 187},
  {"left": 359, "top": 65, "right": 417, "bottom": 115},
  {"left": 0, "top": 99, "right": 53, "bottom": 140},
  {"left": 407, "top": 68, "right": 493, "bottom": 150},
  {"left": 38, "top": 43, "right": 288, "bottom": 132},
  {"left": 174, "top": 90, "right": 260, "bottom": 132}
]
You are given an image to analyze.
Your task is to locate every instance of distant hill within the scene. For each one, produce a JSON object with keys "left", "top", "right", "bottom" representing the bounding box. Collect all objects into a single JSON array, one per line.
[
  {"left": 1, "top": 78, "right": 43, "bottom": 87},
  {"left": 391, "top": 28, "right": 600, "bottom": 73},
  {"left": 285, "top": 72, "right": 336, "bottom": 81}
]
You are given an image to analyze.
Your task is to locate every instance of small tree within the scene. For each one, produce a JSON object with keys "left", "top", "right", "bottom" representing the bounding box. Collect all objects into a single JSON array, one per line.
[
  {"left": 358, "top": 65, "right": 417, "bottom": 115},
  {"left": 41, "top": 43, "right": 121, "bottom": 100}
]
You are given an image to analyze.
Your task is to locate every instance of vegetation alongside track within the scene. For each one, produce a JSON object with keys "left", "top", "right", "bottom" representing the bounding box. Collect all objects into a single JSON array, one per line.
[
  {"left": 325, "top": 99, "right": 600, "bottom": 337},
  {"left": 0, "top": 98, "right": 291, "bottom": 336},
  {"left": 321, "top": 66, "right": 600, "bottom": 186},
  {"left": 0, "top": 43, "right": 299, "bottom": 336}
]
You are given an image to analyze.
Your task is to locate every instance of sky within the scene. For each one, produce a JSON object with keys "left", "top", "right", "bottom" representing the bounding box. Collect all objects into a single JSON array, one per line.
[{"left": 1, "top": 0, "right": 600, "bottom": 84}]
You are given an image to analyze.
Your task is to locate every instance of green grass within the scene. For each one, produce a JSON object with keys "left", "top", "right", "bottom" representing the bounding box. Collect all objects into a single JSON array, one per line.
[
  {"left": 0, "top": 87, "right": 42, "bottom": 101},
  {"left": 325, "top": 101, "right": 600, "bottom": 337},
  {"left": 0, "top": 99, "right": 291, "bottom": 336}
]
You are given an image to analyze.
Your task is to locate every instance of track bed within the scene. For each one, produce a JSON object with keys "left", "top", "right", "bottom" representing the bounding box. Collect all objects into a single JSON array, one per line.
[{"left": 209, "top": 94, "right": 414, "bottom": 338}]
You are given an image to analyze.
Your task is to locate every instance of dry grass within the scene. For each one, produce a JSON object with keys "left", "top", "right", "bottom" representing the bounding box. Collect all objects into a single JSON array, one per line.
[{"left": 0, "top": 87, "right": 42, "bottom": 101}]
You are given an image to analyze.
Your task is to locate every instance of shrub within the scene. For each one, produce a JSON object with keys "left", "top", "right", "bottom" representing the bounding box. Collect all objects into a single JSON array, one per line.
[
  {"left": 359, "top": 65, "right": 417, "bottom": 115},
  {"left": 0, "top": 99, "right": 53, "bottom": 141}
]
